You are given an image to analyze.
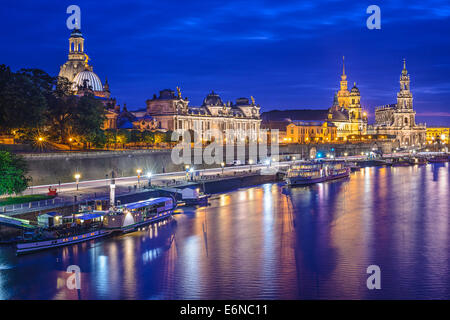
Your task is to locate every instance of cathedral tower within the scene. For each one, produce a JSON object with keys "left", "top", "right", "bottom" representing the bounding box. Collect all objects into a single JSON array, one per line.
[
  {"left": 397, "top": 59, "right": 413, "bottom": 110},
  {"left": 394, "top": 59, "right": 415, "bottom": 128},
  {"left": 337, "top": 56, "right": 350, "bottom": 108}
]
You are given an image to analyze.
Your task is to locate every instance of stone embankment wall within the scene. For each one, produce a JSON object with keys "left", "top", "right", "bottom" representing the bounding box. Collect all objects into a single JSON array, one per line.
[{"left": 22, "top": 142, "right": 396, "bottom": 185}]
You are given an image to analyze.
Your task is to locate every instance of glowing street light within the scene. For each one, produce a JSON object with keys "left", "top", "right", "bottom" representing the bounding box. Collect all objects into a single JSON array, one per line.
[
  {"left": 147, "top": 172, "right": 153, "bottom": 187},
  {"left": 74, "top": 173, "right": 81, "bottom": 190},
  {"left": 137, "top": 169, "right": 142, "bottom": 188}
]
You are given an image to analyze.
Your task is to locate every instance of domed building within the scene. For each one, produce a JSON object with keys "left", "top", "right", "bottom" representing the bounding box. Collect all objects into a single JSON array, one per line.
[
  {"left": 59, "top": 29, "right": 110, "bottom": 99},
  {"left": 72, "top": 70, "right": 104, "bottom": 92}
]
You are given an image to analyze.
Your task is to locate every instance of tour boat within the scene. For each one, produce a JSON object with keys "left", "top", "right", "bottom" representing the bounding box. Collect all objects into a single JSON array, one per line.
[
  {"left": 428, "top": 156, "right": 448, "bottom": 163},
  {"left": 180, "top": 188, "right": 210, "bottom": 206},
  {"left": 359, "top": 159, "right": 387, "bottom": 167},
  {"left": 16, "top": 212, "right": 110, "bottom": 255},
  {"left": 392, "top": 159, "right": 411, "bottom": 166},
  {"left": 345, "top": 162, "right": 361, "bottom": 172},
  {"left": 285, "top": 163, "right": 350, "bottom": 186},
  {"left": 408, "top": 157, "right": 427, "bottom": 165},
  {"left": 16, "top": 229, "right": 112, "bottom": 255},
  {"left": 103, "top": 197, "right": 176, "bottom": 233}
]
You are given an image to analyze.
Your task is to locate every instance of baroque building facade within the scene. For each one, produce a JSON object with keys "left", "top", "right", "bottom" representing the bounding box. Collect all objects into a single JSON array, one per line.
[
  {"left": 146, "top": 89, "right": 261, "bottom": 142},
  {"left": 261, "top": 57, "right": 368, "bottom": 141},
  {"left": 368, "top": 60, "right": 426, "bottom": 146},
  {"left": 330, "top": 57, "right": 368, "bottom": 137}
]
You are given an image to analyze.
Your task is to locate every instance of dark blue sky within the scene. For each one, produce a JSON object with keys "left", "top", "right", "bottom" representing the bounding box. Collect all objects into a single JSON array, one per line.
[{"left": 1, "top": 0, "right": 450, "bottom": 125}]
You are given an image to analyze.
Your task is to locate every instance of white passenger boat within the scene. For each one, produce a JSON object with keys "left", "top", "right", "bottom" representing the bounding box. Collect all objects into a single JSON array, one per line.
[
  {"left": 103, "top": 197, "right": 176, "bottom": 233},
  {"left": 285, "top": 162, "right": 350, "bottom": 186},
  {"left": 16, "top": 229, "right": 112, "bottom": 254}
]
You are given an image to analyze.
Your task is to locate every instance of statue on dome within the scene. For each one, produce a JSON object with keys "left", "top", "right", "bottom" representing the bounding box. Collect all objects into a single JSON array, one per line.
[{"left": 84, "top": 53, "right": 90, "bottom": 68}]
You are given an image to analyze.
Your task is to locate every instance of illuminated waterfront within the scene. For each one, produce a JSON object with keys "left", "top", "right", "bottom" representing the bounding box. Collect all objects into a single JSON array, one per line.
[{"left": 0, "top": 163, "right": 449, "bottom": 299}]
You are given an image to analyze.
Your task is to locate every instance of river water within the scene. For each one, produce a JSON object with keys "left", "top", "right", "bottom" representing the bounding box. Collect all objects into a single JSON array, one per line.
[{"left": 0, "top": 163, "right": 449, "bottom": 299}]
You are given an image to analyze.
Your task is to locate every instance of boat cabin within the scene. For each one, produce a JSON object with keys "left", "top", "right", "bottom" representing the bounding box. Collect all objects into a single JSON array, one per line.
[{"left": 38, "top": 212, "right": 63, "bottom": 228}]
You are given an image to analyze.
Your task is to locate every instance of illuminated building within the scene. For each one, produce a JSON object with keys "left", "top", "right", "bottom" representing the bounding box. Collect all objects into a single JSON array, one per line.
[
  {"left": 426, "top": 127, "right": 449, "bottom": 144},
  {"left": 59, "top": 29, "right": 110, "bottom": 99},
  {"left": 331, "top": 56, "right": 368, "bottom": 137},
  {"left": 286, "top": 121, "right": 337, "bottom": 143},
  {"left": 262, "top": 58, "right": 368, "bottom": 141},
  {"left": 369, "top": 60, "right": 426, "bottom": 146},
  {"left": 59, "top": 29, "right": 159, "bottom": 131},
  {"left": 146, "top": 89, "right": 261, "bottom": 142}
]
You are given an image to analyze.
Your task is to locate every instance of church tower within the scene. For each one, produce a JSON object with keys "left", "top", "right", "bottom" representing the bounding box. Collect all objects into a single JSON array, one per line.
[
  {"left": 337, "top": 56, "right": 350, "bottom": 108},
  {"left": 394, "top": 59, "right": 416, "bottom": 128},
  {"left": 349, "top": 82, "right": 361, "bottom": 120},
  {"left": 59, "top": 29, "right": 93, "bottom": 82},
  {"left": 397, "top": 59, "right": 413, "bottom": 110}
]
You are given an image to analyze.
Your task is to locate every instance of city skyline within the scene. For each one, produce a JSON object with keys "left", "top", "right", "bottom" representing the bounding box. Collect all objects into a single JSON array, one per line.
[{"left": 1, "top": 0, "right": 450, "bottom": 126}]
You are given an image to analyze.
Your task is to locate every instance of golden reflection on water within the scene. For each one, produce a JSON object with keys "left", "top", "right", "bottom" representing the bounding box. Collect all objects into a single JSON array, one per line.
[{"left": 0, "top": 164, "right": 449, "bottom": 299}]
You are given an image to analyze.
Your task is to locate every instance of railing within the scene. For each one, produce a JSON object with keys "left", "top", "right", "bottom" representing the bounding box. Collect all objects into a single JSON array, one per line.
[{"left": 0, "top": 197, "right": 67, "bottom": 215}]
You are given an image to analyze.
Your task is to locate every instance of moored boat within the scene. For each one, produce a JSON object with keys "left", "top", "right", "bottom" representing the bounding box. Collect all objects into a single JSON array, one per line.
[
  {"left": 392, "top": 158, "right": 410, "bottom": 166},
  {"left": 16, "top": 211, "right": 110, "bottom": 255},
  {"left": 345, "top": 162, "right": 361, "bottom": 172},
  {"left": 16, "top": 229, "right": 112, "bottom": 255},
  {"left": 285, "top": 163, "right": 350, "bottom": 186},
  {"left": 408, "top": 157, "right": 427, "bottom": 165},
  {"left": 428, "top": 156, "right": 448, "bottom": 163},
  {"left": 103, "top": 197, "right": 176, "bottom": 233}
]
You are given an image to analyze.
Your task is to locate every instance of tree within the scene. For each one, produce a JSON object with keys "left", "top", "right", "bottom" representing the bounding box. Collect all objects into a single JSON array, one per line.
[
  {"left": 0, "top": 151, "right": 31, "bottom": 196},
  {"left": 45, "top": 76, "right": 77, "bottom": 143},
  {"left": 0, "top": 65, "right": 50, "bottom": 134},
  {"left": 71, "top": 93, "right": 106, "bottom": 149}
]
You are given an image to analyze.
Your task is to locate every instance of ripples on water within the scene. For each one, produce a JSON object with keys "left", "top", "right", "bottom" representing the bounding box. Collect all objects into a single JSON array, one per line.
[{"left": 0, "top": 164, "right": 449, "bottom": 299}]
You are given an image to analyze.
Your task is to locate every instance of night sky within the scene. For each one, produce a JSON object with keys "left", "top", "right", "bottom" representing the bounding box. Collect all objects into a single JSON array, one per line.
[{"left": 1, "top": 0, "right": 449, "bottom": 125}]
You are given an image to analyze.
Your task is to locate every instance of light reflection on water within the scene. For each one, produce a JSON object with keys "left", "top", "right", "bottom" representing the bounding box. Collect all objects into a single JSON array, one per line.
[{"left": 0, "top": 164, "right": 449, "bottom": 299}]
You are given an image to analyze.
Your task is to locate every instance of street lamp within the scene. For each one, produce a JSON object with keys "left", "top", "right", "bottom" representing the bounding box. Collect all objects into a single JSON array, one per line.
[
  {"left": 189, "top": 167, "right": 194, "bottom": 181},
  {"left": 137, "top": 169, "right": 142, "bottom": 188},
  {"left": 74, "top": 173, "right": 81, "bottom": 191},
  {"left": 147, "top": 172, "right": 152, "bottom": 187}
]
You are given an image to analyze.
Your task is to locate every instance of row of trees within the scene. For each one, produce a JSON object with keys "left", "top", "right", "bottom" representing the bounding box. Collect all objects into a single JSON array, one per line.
[
  {"left": 0, "top": 65, "right": 106, "bottom": 148},
  {"left": 104, "top": 129, "right": 173, "bottom": 149}
]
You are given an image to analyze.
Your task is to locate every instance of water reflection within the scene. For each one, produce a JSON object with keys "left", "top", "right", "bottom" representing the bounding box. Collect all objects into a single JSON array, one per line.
[{"left": 0, "top": 163, "right": 449, "bottom": 299}]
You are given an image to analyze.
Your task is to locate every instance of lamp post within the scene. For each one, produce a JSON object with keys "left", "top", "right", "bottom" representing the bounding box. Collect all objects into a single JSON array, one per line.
[
  {"left": 185, "top": 165, "right": 190, "bottom": 180},
  {"left": 248, "top": 159, "right": 253, "bottom": 172},
  {"left": 147, "top": 172, "right": 152, "bottom": 187},
  {"left": 189, "top": 167, "right": 194, "bottom": 181},
  {"left": 137, "top": 169, "right": 142, "bottom": 188},
  {"left": 74, "top": 173, "right": 81, "bottom": 191}
]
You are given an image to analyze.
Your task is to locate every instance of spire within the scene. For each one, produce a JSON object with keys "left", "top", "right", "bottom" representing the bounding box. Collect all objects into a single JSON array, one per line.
[
  {"left": 104, "top": 77, "right": 110, "bottom": 92},
  {"left": 342, "top": 56, "right": 345, "bottom": 75},
  {"left": 402, "top": 58, "right": 408, "bottom": 76},
  {"left": 341, "top": 56, "right": 347, "bottom": 80}
]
